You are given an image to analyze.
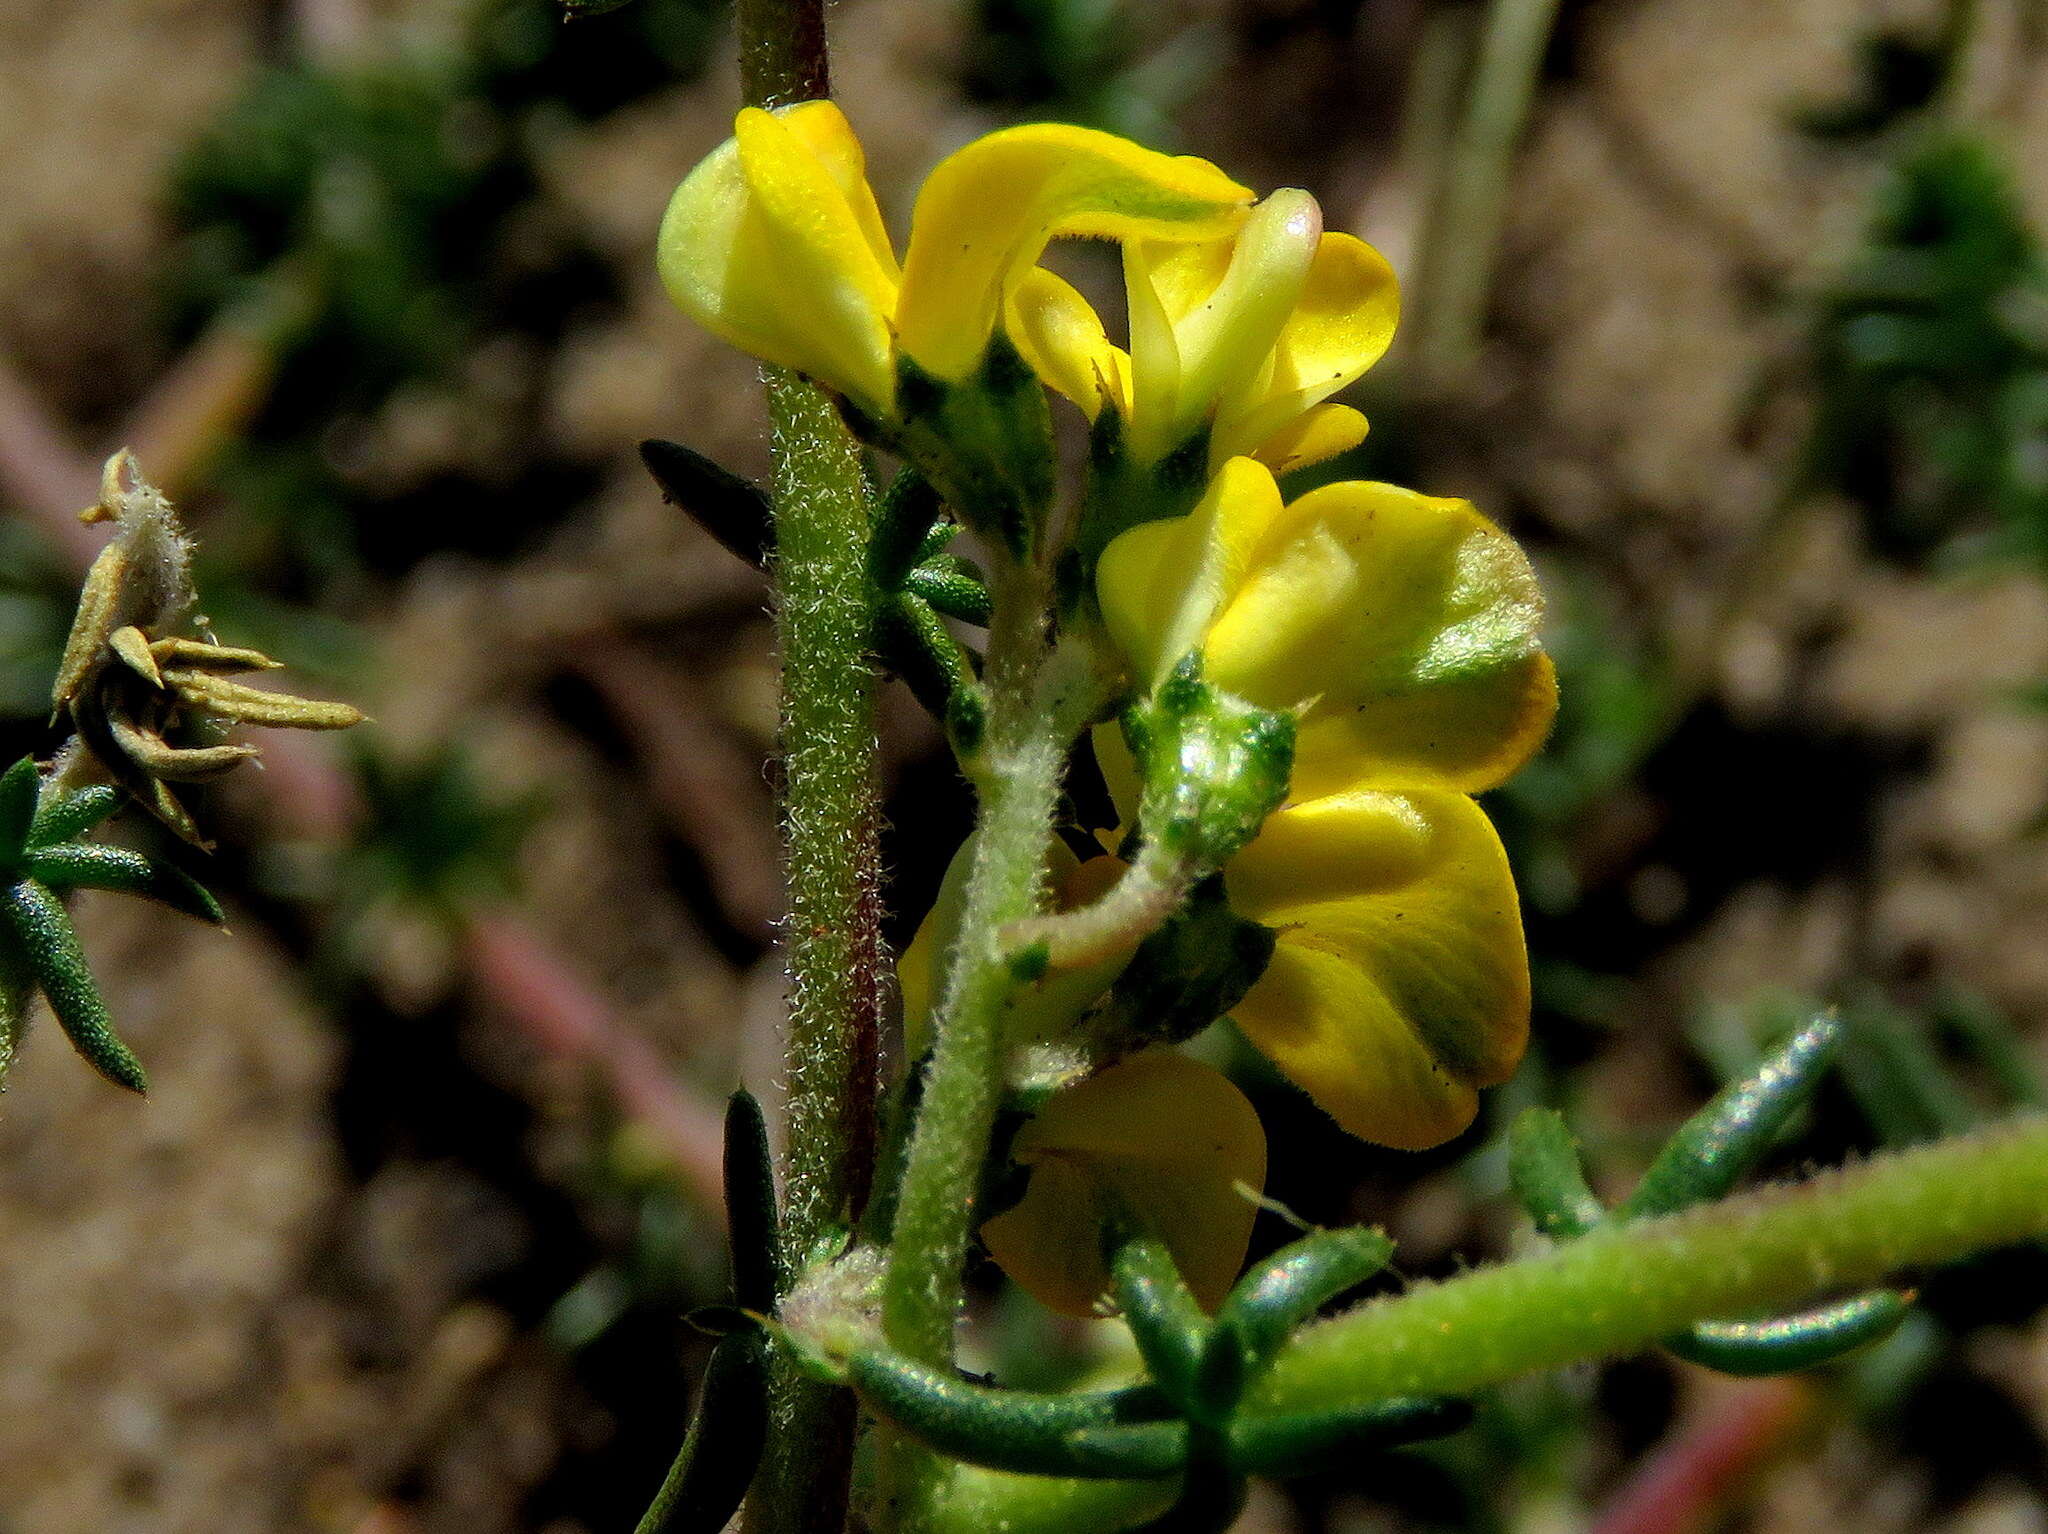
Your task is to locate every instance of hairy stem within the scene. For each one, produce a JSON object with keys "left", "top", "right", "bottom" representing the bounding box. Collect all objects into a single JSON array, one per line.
[
  {"left": 1253, "top": 1114, "right": 2048, "bottom": 1411},
  {"left": 734, "top": 6, "right": 883, "bottom": 1534},
  {"left": 881, "top": 569, "right": 1099, "bottom": 1364},
  {"left": 875, "top": 571, "right": 1106, "bottom": 1532}
]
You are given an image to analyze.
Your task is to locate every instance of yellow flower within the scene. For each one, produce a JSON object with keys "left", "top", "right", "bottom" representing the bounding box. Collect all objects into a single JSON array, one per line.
[
  {"left": 1094, "top": 457, "right": 1554, "bottom": 1148},
  {"left": 658, "top": 101, "right": 1253, "bottom": 419},
  {"left": 1007, "top": 191, "right": 1398, "bottom": 474},
  {"left": 979, "top": 1051, "right": 1266, "bottom": 1316}
]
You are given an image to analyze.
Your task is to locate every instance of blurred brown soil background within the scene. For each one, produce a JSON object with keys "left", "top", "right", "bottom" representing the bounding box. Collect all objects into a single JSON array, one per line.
[{"left": 2, "top": 0, "right": 2047, "bottom": 1530}]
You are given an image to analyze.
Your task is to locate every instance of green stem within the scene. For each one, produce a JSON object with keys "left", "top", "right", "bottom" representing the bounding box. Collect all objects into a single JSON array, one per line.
[
  {"left": 881, "top": 571, "right": 1100, "bottom": 1364},
  {"left": 874, "top": 572, "right": 1106, "bottom": 1532},
  {"left": 732, "top": 6, "right": 882, "bottom": 1534},
  {"left": 1252, "top": 1114, "right": 2048, "bottom": 1411}
]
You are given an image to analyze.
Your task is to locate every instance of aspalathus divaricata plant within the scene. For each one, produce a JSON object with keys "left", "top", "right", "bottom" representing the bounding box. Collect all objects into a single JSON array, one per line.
[
  {"left": 630, "top": 24, "right": 2048, "bottom": 1534},
  {"left": 0, "top": 450, "right": 362, "bottom": 1094}
]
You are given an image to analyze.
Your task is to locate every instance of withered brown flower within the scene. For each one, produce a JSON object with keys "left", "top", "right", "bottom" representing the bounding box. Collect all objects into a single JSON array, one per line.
[{"left": 51, "top": 451, "right": 364, "bottom": 847}]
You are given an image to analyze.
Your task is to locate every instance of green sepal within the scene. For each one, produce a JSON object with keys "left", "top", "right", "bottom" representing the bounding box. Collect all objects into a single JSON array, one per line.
[
  {"left": 1665, "top": 1290, "right": 1912, "bottom": 1376},
  {"left": 1075, "top": 411, "right": 1212, "bottom": 586},
  {"left": 904, "top": 556, "right": 995, "bottom": 627},
  {"left": 723, "top": 1088, "right": 781, "bottom": 1314},
  {"left": 868, "top": 469, "right": 945, "bottom": 593},
  {"left": 891, "top": 337, "right": 1056, "bottom": 563},
  {"left": 639, "top": 439, "right": 773, "bottom": 570},
  {"left": 1619, "top": 1014, "right": 1842, "bottom": 1221},
  {"left": 28, "top": 784, "right": 121, "bottom": 849},
  {"left": 1227, "top": 1397, "right": 1474, "bottom": 1477},
  {"left": 632, "top": 1330, "right": 769, "bottom": 1534},
  {"left": 1507, "top": 1108, "right": 1606, "bottom": 1239},
  {"left": 1086, "top": 875, "right": 1275, "bottom": 1054},
  {"left": 1106, "top": 1216, "right": 1213, "bottom": 1420},
  {"left": 874, "top": 594, "right": 980, "bottom": 727},
  {"left": 26, "top": 843, "right": 225, "bottom": 925},
  {"left": 0, "top": 879, "right": 146, "bottom": 1093},
  {"left": 848, "top": 1349, "right": 1184, "bottom": 1479},
  {"left": 0, "top": 758, "right": 39, "bottom": 859},
  {"left": 1213, "top": 1226, "right": 1395, "bottom": 1378},
  {"left": 1124, "top": 658, "right": 1294, "bottom": 870}
]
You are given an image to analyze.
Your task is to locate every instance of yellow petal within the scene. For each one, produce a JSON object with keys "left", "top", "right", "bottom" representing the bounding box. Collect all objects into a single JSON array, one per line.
[
  {"left": 1006, "top": 268, "right": 1131, "bottom": 421},
  {"left": 896, "top": 125, "right": 1252, "bottom": 381},
  {"left": 1226, "top": 788, "right": 1529, "bottom": 1150},
  {"left": 1160, "top": 190, "right": 1323, "bottom": 452},
  {"left": 1201, "top": 475, "right": 1555, "bottom": 796},
  {"left": 1096, "top": 456, "right": 1286, "bottom": 687},
  {"left": 1249, "top": 402, "right": 1369, "bottom": 474},
  {"left": 1215, "top": 232, "right": 1398, "bottom": 459},
  {"left": 658, "top": 103, "right": 898, "bottom": 410},
  {"left": 981, "top": 1052, "right": 1267, "bottom": 1315}
]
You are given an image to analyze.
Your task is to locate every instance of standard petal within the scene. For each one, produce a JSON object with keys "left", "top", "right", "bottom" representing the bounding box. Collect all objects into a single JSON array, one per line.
[
  {"left": 657, "top": 105, "right": 897, "bottom": 409},
  {"left": 1006, "top": 268, "right": 1131, "bottom": 421},
  {"left": 1096, "top": 456, "right": 1285, "bottom": 687},
  {"left": 1226, "top": 788, "right": 1529, "bottom": 1150},
  {"left": 896, "top": 125, "right": 1251, "bottom": 381},
  {"left": 981, "top": 1052, "right": 1266, "bottom": 1315},
  {"left": 1203, "top": 477, "right": 1555, "bottom": 796}
]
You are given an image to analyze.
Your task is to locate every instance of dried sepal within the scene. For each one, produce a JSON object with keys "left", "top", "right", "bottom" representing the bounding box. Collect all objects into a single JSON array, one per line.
[{"left": 50, "top": 452, "right": 363, "bottom": 845}]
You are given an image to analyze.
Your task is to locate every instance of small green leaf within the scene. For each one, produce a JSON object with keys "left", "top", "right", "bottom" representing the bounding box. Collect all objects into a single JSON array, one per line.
[
  {"left": 849, "top": 1349, "right": 1183, "bottom": 1478},
  {"left": 0, "top": 879, "right": 146, "bottom": 1093},
  {"left": 723, "top": 1089, "right": 781, "bottom": 1315},
  {"left": 1665, "top": 1291, "right": 1913, "bottom": 1376},
  {"left": 26, "top": 843, "right": 225, "bottom": 925},
  {"left": 1213, "top": 1226, "right": 1395, "bottom": 1376},
  {"left": 874, "top": 594, "right": 980, "bottom": 725},
  {"left": 633, "top": 1331, "right": 769, "bottom": 1534},
  {"left": 1619, "top": 1014, "right": 1842, "bottom": 1221},
  {"left": 904, "top": 557, "right": 994, "bottom": 626},
  {"left": 639, "top": 439, "right": 773, "bottom": 569},
  {"left": 0, "top": 758, "right": 40, "bottom": 859},
  {"left": 1228, "top": 1397, "right": 1473, "bottom": 1476},
  {"left": 868, "top": 469, "right": 944, "bottom": 592},
  {"left": 1106, "top": 1215, "right": 1213, "bottom": 1419},
  {"left": 27, "top": 783, "right": 121, "bottom": 848},
  {"left": 1507, "top": 1108, "right": 1606, "bottom": 1239}
]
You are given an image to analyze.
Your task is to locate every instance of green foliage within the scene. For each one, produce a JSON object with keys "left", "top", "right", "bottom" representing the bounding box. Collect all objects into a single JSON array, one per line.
[
  {"left": 0, "top": 759, "right": 227, "bottom": 1093},
  {"left": 338, "top": 743, "right": 540, "bottom": 923},
  {"left": 1506, "top": 1015, "right": 1911, "bottom": 1376},
  {"left": 1802, "top": 133, "right": 2048, "bottom": 568},
  {"left": 630, "top": 1093, "right": 779, "bottom": 1534}
]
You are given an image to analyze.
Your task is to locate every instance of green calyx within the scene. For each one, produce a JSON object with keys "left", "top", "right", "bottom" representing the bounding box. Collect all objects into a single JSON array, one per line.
[
  {"left": 1122, "top": 658, "right": 1294, "bottom": 872},
  {"left": 880, "top": 337, "right": 1057, "bottom": 565}
]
